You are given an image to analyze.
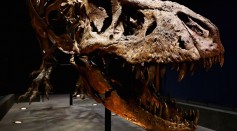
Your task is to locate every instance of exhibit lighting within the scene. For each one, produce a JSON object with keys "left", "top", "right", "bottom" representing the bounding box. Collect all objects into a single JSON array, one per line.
[
  {"left": 20, "top": 107, "right": 27, "bottom": 110},
  {"left": 13, "top": 121, "right": 22, "bottom": 124}
]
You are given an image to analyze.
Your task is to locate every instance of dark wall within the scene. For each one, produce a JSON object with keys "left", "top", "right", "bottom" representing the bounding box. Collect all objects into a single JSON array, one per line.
[
  {"left": 0, "top": 1, "right": 236, "bottom": 108},
  {"left": 0, "top": 1, "right": 41, "bottom": 94},
  {"left": 0, "top": 1, "right": 77, "bottom": 95}
]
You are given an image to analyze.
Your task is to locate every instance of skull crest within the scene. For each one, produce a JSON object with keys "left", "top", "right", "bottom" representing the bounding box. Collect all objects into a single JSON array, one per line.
[{"left": 20, "top": 0, "right": 224, "bottom": 130}]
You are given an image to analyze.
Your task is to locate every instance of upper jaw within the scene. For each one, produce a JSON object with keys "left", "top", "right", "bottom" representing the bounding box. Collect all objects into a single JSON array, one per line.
[{"left": 79, "top": 1, "right": 224, "bottom": 65}]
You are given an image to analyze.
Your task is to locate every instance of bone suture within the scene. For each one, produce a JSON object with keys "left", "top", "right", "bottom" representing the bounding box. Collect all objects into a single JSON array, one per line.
[{"left": 18, "top": 0, "right": 224, "bottom": 130}]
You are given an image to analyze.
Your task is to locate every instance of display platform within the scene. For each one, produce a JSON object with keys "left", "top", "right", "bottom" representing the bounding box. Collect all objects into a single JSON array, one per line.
[
  {"left": 0, "top": 94, "right": 218, "bottom": 131},
  {"left": 0, "top": 94, "right": 14, "bottom": 120}
]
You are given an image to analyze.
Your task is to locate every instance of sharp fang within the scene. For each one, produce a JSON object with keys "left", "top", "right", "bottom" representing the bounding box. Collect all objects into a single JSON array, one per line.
[
  {"left": 160, "top": 64, "right": 166, "bottom": 78},
  {"left": 209, "top": 58, "right": 213, "bottom": 68},
  {"left": 135, "top": 65, "right": 142, "bottom": 79},
  {"left": 162, "top": 103, "right": 169, "bottom": 119},
  {"left": 190, "top": 121, "right": 194, "bottom": 128},
  {"left": 189, "top": 109, "right": 193, "bottom": 118},
  {"left": 214, "top": 56, "right": 218, "bottom": 63},
  {"left": 122, "top": 61, "right": 126, "bottom": 68},
  {"left": 189, "top": 62, "right": 195, "bottom": 72},
  {"left": 178, "top": 63, "right": 187, "bottom": 81},
  {"left": 175, "top": 115, "right": 180, "bottom": 124},
  {"left": 139, "top": 98, "right": 142, "bottom": 106},
  {"left": 172, "top": 99, "right": 177, "bottom": 109},
  {"left": 220, "top": 54, "right": 224, "bottom": 67},
  {"left": 147, "top": 65, "right": 156, "bottom": 83},
  {"left": 194, "top": 109, "right": 199, "bottom": 125},
  {"left": 132, "top": 65, "right": 135, "bottom": 72},
  {"left": 158, "top": 103, "right": 163, "bottom": 117},
  {"left": 155, "top": 64, "right": 160, "bottom": 91},
  {"left": 153, "top": 104, "right": 157, "bottom": 114}
]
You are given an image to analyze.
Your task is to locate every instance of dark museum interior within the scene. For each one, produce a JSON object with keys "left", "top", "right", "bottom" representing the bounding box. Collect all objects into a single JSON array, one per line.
[{"left": 0, "top": 0, "right": 237, "bottom": 131}]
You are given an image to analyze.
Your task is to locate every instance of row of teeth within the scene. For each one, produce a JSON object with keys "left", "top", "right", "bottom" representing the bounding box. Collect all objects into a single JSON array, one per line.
[
  {"left": 88, "top": 53, "right": 221, "bottom": 128},
  {"left": 114, "top": 54, "right": 224, "bottom": 83},
  {"left": 138, "top": 97, "right": 199, "bottom": 128}
]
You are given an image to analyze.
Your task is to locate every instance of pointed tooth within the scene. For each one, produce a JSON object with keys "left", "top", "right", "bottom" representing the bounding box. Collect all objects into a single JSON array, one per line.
[
  {"left": 190, "top": 63, "right": 198, "bottom": 76},
  {"left": 175, "top": 115, "right": 180, "bottom": 124},
  {"left": 194, "top": 110, "right": 199, "bottom": 125},
  {"left": 141, "top": 68, "right": 145, "bottom": 79},
  {"left": 178, "top": 63, "right": 187, "bottom": 82},
  {"left": 206, "top": 58, "right": 209, "bottom": 69},
  {"left": 192, "top": 110, "right": 195, "bottom": 117},
  {"left": 146, "top": 101, "right": 151, "bottom": 110},
  {"left": 203, "top": 59, "right": 206, "bottom": 69},
  {"left": 172, "top": 99, "right": 177, "bottom": 108},
  {"left": 211, "top": 57, "right": 215, "bottom": 64},
  {"left": 189, "top": 110, "right": 192, "bottom": 117},
  {"left": 176, "top": 63, "right": 180, "bottom": 71},
  {"left": 214, "top": 56, "right": 218, "bottom": 63},
  {"left": 139, "top": 99, "right": 142, "bottom": 106},
  {"left": 132, "top": 65, "right": 135, "bottom": 72},
  {"left": 220, "top": 54, "right": 224, "bottom": 67},
  {"left": 204, "top": 58, "right": 212, "bottom": 71},
  {"left": 102, "top": 57, "right": 106, "bottom": 66},
  {"left": 173, "top": 116, "right": 177, "bottom": 123},
  {"left": 184, "top": 119, "right": 189, "bottom": 126},
  {"left": 135, "top": 65, "right": 141, "bottom": 79},
  {"left": 122, "top": 61, "right": 126, "bottom": 68},
  {"left": 153, "top": 104, "right": 156, "bottom": 114},
  {"left": 155, "top": 103, "right": 160, "bottom": 115},
  {"left": 155, "top": 64, "right": 160, "bottom": 91},
  {"left": 158, "top": 103, "right": 163, "bottom": 116},
  {"left": 149, "top": 101, "right": 153, "bottom": 112},
  {"left": 166, "top": 95, "right": 171, "bottom": 103},
  {"left": 162, "top": 103, "right": 169, "bottom": 119},
  {"left": 189, "top": 62, "right": 195, "bottom": 72},
  {"left": 209, "top": 58, "right": 213, "bottom": 68},
  {"left": 160, "top": 64, "right": 166, "bottom": 78},
  {"left": 190, "top": 121, "right": 194, "bottom": 128},
  {"left": 148, "top": 65, "right": 156, "bottom": 83}
]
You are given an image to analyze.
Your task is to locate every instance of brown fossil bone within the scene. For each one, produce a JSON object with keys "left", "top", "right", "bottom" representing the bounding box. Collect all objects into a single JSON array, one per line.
[{"left": 20, "top": 0, "right": 224, "bottom": 130}]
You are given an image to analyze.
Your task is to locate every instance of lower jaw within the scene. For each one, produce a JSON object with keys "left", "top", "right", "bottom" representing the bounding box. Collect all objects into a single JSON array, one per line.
[
  {"left": 77, "top": 56, "right": 195, "bottom": 131},
  {"left": 97, "top": 90, "right": 194, "bottom": 131}
]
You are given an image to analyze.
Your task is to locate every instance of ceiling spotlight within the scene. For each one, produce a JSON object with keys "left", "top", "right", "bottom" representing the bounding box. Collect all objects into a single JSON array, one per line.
[
  {"left": 13, "top": 121, "right": 22, "bottom": 124},
  {"left": 92, "top": 103, "right": 98, "bottom": 106}
]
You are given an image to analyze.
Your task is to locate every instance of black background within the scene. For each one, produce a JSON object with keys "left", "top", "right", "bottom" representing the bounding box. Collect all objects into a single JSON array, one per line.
[{"left": 0, "top": 0, "right": 237, "bottom": 108}]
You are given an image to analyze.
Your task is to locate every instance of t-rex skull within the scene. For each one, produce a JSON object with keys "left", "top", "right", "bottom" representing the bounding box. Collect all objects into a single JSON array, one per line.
[{"left": 27, "top": 0, "right": 224, "bottom": 130}]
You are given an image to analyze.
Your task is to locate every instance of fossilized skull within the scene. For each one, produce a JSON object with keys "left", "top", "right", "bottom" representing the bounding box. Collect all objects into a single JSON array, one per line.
[{"left": 28, "top": 0, "right": 224, "bottom": 130}]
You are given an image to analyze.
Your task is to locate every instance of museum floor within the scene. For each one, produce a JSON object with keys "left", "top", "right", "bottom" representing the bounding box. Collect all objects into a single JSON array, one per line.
[{"left": 0, "top": 94, "right": 214, "bottom": 131}]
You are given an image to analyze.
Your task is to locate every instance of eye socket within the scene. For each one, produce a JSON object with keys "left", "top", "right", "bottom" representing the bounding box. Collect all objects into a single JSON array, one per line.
[
  {"left": 121, "top": 7, "right": 145, "bottom": 36},
  {"left": 47, "top": 10, "right": 67, "bottom": 36}
]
